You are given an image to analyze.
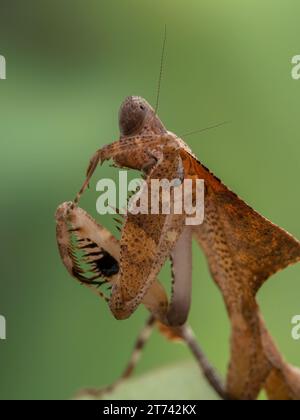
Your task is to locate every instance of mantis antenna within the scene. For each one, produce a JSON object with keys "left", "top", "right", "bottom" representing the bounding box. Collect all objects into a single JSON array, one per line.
[
  {"left": 180, "top": 120, "right": 231, "bottom": 138},
  {"left": 155, "top": 24, "right": 167, "bottom": 115}
]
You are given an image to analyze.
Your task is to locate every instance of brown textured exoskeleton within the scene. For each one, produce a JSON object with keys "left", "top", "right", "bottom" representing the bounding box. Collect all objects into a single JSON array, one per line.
[{"left": 56, "top": 95, "right": 300, "bottom": 400}]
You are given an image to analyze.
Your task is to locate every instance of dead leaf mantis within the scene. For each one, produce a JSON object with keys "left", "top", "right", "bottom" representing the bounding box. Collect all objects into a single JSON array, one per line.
[
  {"left": 56, "top": 93, "right": 300, "bottom": 400},
  {"left": 55, "top": 29, "right": 300, "bottom": 399}
]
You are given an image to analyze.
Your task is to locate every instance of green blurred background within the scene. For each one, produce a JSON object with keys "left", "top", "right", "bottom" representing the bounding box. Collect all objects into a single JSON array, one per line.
[{"left": 0, "top": 0, "right": 300, "bottom": 400}]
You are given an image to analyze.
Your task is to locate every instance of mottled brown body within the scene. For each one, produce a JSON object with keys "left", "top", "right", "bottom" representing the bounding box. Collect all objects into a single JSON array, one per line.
[{"left": 56, "top": 96, "right": 300, "bottom": 400}]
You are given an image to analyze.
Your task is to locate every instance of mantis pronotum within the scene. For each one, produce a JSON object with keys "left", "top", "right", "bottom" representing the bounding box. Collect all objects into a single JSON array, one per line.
[{"left": 56, "top": 94, "right": 300, "bottom": 400}]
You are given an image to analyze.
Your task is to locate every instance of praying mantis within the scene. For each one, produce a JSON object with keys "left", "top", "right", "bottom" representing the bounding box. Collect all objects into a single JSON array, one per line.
[{"left": 56, "top": 94, "right": 300, "bottom": 400}]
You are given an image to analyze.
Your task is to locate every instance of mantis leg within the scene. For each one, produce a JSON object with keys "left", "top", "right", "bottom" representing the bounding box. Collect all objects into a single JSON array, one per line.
[
  {"left": 56, "top": 202, "right": 227, "bottom": 400},
  {"left": 72, "top": 136, "right": 192, "bottom": 323},
  {"left": 76, "top": 315, "right": 156, "bottom": 399},
  {"left": 179, "top": 324, "right": 228, "bottom": 400},
  {"left": 78, "top": 320, "right": 228, "bottom": 400},
  {"left": 166, "top": 227, "right": 193, "bottom": 326}
]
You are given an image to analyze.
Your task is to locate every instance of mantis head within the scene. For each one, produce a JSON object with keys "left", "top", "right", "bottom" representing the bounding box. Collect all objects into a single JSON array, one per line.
[{"left": 118, "top": 96, "right": 166, "bottom": 137}]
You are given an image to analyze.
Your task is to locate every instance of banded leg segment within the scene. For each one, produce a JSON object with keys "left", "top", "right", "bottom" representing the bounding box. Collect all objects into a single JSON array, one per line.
[{"left": 77, "top": 315, "right": 156, "bottom": 399}]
